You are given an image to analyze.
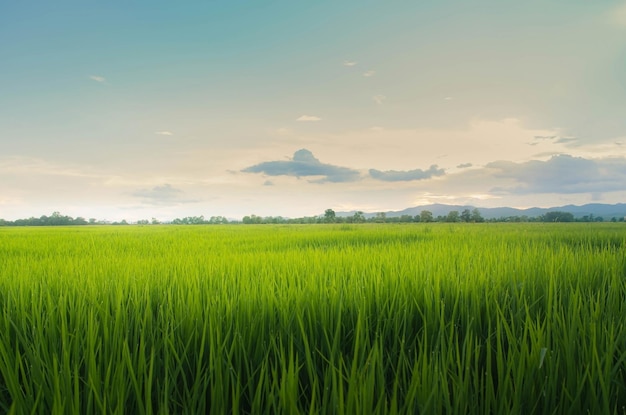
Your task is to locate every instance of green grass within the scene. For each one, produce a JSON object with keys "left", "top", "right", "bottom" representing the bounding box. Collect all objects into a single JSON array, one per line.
[{"left": 0, "top": 223, "right": 625, "bottom": 414}]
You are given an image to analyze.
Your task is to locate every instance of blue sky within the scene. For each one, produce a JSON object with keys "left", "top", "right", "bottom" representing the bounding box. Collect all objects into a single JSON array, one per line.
[{"left": 1, "top": 1, "right": 625, "bottom": 221}]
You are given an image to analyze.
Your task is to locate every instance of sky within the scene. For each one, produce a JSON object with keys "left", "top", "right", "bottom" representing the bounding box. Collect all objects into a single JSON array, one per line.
[{"left": 1, "top": 1, "right": 626, "bottom": 221}]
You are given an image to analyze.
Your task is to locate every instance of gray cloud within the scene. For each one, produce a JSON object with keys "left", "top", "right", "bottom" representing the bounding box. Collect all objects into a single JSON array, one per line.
[
  {"left": 369, "top": 165, "right": 445, "bottom": 182},
  {"left": 487, "top": 154, "right": 626, "bottom": 194},
  {"left": 555, "top": 137, "right": 578, "bottom": 144},
  {"left": 242, "top": 149, "right": 361, "bottom": 183},
  {"left": 133, "top": 184, "right": 198, "bottom": 205},
  {"left": 457, "top": 163, "right": 473, "bottom": 169}
]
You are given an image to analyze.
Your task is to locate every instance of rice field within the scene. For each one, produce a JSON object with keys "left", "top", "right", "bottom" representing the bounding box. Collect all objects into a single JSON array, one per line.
[{"left": 0, "top": 223, "right": 625, "bottom": 414}]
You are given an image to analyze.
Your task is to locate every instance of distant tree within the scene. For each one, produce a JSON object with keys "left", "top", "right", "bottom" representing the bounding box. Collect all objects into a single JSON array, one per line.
[
  {"left": 374, "top": 212, "right": 387, "bottom": 223},
  {"left": 446, "top": 210, "right": 460, "bottom": 222},
  {"left": 471, "top": 208, "right": 484, "bottom": 223},
  {"left": 399, "top": 214, "right": 414, "bottom": 223},
  {"left": 543, "top": 211, "right": 574, "bottom": 222},
  {"left": 420, "top": 210, "right": 433, "bottom": 223},
  {"left": 460, "top": 209, "right": 471, "bottom": 222},
  {"left": 351, "top": 211, "right": 365, "bottom": 223},
  {"left": 73, "top": 217, "right": 88, "bottom": 225},
  {"left": 324, "top": 209, "right": 336, "bottom": 223},
  {"left": 47, "top": 211, "right": 66, "bottom": 226}
]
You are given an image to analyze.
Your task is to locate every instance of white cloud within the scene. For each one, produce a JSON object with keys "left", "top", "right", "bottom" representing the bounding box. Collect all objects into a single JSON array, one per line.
[
  {"left": 296, "top": 115, "right": 321, "bottom": 122},
  {"left": 444, "top": 97, "right": 453, "bottom": 101},
  {"left": 373, "top": 95, "right": 386, "bottom": 104},
  {"left": 155, "top": 131, "right": 174, "bottom": 136},
  {"left": 412, "top": 192, "right": 501, "bottom": 207},
  {"left": 363, "top": 70, "right": 376, "bottom": 77},
  {"left": 89, "top": 75, "right": 106, "bottom": 83},
  {"left": 343, "top": 60, "right": 358, "bottom": 66}
]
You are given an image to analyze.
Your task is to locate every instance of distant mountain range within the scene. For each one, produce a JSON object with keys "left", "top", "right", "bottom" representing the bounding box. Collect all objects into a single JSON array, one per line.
[{"left": 337, "top": 203, "right": 626, "bottom": 220}]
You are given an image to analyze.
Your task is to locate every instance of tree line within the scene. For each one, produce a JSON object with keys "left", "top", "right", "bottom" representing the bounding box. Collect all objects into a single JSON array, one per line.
[
  {"left": 0, "top": 209, "right": 623, "bottom": 227},
  {"left": 243, "top": 209, "right": 623, "bottom": 224},
  {"left": 0, "top": 212, "right": 91, "bottom": 226}
]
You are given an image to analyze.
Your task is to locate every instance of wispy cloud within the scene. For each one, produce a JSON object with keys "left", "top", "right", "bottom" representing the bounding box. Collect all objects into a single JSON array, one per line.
[
  {"left": 296, "top": 115, "right": 321, "bottom": 122},
  {"left": 444, "top": 97, "right": 453, "bottom": 101},
  {"left": 363, "top": 70, "right": 376, "bottom": 77},
  {"left": 369, "top": 165, "right": 445, "bottom": 182},
  {"left": 155, "top": 131, "right": 174, "bottom": 136},
  {"left": 373, "top": 95, "right": 386, "bottom": 105},
  {"left": 555, "top": 136, "right": 578, "bottom": 144},
  {"left": 132, "top": 184, "right": 198, "bottom": 206},
  {"left": 457, "top": 163, "right": 473, "bottom": 169},
  {"left": 242, "top": 149, "right": 360, "bottom": 183},
  {"left": 89, "top": 75, "right": 106, "bottom": 83},
  {"left": 343, "top": 60, "right": 357, "bottom": 67}
]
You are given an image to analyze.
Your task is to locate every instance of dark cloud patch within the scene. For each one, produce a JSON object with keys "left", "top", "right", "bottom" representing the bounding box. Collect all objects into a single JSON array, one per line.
[
  {"left": 133, "top": 184, "right": 198, "bottom": 205},
  {"left": 369, "top": 165, "right": 445, "bottom": 182},
  {"left": 242, "top": 149, "right": 361, "bottom": 183},
  {"left": 487, "top": 154, "right": 626, "bottom": 194},
  {"left": 457, "top": 163, "right": 473, "bottom": 169},
  {"left": 534, "top": 135, "right": 557, "bottom": 140}
]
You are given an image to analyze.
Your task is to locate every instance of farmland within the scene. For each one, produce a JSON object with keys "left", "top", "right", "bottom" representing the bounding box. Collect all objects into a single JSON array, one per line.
[{"left": 0, "top": 224, "right": 625, "bottom": 414}]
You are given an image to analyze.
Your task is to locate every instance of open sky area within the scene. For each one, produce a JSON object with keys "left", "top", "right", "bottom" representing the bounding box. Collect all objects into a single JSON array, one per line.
[{"left": 1, "top": 1, "right": 626, "bottom": 221}]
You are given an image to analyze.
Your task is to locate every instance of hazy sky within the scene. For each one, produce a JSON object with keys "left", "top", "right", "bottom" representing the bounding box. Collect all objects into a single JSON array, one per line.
[{"left": 2, "top": 1, "right": 626, "bottom": 221}]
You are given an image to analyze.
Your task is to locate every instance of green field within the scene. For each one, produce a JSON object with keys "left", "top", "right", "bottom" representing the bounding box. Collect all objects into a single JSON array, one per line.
[{"left": 1, "top": 224, "right": 625, "bottom": 414}]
